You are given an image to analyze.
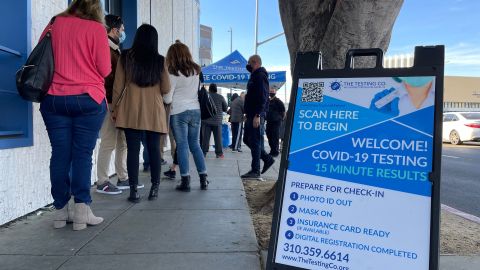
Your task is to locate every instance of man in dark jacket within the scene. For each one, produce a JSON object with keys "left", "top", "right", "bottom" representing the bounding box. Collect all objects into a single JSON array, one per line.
[
  {"left": 266, "top": 88, "right": 286, "bottom": 157},
  {"left": 241, "top": 55, "right": 275, "bottom": 179},
  {"left": 96, "top": 15, "right": 130, "bottom": 195},
  {"left": 229, "top": 92, "right": 245, "bottom": 152},
  {"left": 201, "top": 84, "right": 228, "bottom": 158}
]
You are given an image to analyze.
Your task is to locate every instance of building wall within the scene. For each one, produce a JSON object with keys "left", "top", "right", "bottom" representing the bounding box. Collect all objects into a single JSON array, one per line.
[
  {"left": 0, "top": 0, "right": 201, "bottom": 225},
  {"left": 200, "top": 24, "right": 213, "bottom": 67},
  {"left": 444, "top": 76, "right": 480, "bottom": 112},
  {"left": 138, "top": 0, "right": 200, "bottom": 61},
  {"left": 0, "top": 0, "right": 67, "bottom": 225}
]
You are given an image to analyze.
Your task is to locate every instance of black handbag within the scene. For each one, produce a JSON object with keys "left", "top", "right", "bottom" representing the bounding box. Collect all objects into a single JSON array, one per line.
[
  {"left": 198, "top": 84, "right": 217, "bottom": 120},
  {"left": 16, "top": 17, "right": 56, "bottom": 102}
]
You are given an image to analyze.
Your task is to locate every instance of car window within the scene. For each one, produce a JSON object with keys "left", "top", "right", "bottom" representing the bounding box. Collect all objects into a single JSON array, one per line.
[
  {"left": 451, "top": 115, "right": 459, "bottom": 121},
  {"left": 460, "top": 113, "right": 480, "bottom": 120},
  {"left": 443, "top": 114, "right": 452, "bottom": 122}
]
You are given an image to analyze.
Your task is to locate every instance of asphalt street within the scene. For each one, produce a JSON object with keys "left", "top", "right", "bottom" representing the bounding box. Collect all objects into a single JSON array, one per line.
[{"left": 441, "top": 142, "right": 480, "bottom": 217}]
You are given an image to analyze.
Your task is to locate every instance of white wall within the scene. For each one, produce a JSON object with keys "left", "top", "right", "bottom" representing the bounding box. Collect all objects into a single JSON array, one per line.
[
  {"left": 0, "top": 0, "right": 67, "bottom": 225},
  {"left": 138, "top": 0, "right": 200, "bottom": 61}
]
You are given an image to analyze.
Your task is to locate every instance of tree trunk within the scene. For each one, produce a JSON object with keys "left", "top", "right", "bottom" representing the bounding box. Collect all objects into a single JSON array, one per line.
[
  {"left": 264, "top": 1, "right": 404, "bottom": 207},
  {"left": 279, "top": 0, "right": 404, "bottom": 71}
]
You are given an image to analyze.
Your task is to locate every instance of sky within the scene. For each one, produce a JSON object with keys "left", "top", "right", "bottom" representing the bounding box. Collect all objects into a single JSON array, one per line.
[{"left": 200, "top": 0, "right": 480, "bottom": 87}]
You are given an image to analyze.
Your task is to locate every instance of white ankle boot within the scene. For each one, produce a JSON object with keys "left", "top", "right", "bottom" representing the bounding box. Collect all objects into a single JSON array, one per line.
[
  {"left": 73, "top": 203, "right": 104, "bottom": 231},
  {"left": 53, "top": 200, "right": 74, "bottom": 229}
]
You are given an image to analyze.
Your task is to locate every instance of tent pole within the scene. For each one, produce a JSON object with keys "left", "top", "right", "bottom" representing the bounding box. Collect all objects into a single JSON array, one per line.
[{"left": 254, "top": 0, "right": 259, "bottom": 54}]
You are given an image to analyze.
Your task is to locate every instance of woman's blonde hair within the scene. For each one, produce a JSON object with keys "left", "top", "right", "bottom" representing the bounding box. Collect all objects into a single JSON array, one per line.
[
  {"left": 166, "top": 40, "right": 201, "bottom": 77},
  {"left": 59, "top": 0, "right": 105, "bottom": 24}
]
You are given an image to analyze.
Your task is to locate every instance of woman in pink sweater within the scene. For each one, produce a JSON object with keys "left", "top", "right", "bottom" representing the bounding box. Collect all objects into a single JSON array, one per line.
[{"left": 39, "top": 0, "right": 110, "bottom": 231}]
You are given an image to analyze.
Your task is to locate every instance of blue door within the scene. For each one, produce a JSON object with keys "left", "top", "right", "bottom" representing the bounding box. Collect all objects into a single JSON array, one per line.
[{"left": 0, "top": 0, "right": 33, "bottom": 149}]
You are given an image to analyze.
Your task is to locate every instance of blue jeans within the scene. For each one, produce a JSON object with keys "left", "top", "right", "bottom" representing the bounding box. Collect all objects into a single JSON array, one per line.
[
  {"left": 244, "top": 117, "right": 271, "bottom": 173},
  {"left": 170, "top": 109, "right": 207, "bottom": 176},
  {"left": 40, "top": 94, "right": 106, "bottom": 209}
]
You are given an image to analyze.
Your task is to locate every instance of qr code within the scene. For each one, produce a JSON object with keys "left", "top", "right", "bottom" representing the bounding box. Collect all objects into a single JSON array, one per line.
[{"left": 301, "top": 82, "right": 324, "bottom": 102}]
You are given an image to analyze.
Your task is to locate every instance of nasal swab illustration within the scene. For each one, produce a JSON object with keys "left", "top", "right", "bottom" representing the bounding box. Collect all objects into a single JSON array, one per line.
[{"left": 374, "top": 88, "right": 400, "bottom": 108}]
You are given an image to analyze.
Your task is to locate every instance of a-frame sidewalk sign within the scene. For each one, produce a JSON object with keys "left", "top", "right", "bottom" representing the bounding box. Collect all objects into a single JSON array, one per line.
[{"left": 267, "top": 46, "right": 444, "bottom": 270}]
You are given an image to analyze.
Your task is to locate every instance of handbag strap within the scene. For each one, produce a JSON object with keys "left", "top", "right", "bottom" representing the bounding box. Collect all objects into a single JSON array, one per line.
[
  {"left": 115, "top": 56, "right": 131, "bottom": 108},
  {"left": 47, "top": 17, "right": 56, "bottom": 34}
]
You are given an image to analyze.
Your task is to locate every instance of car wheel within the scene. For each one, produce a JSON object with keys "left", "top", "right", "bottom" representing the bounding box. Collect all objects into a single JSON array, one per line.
[{"left": 449, "top": 130, "right": 462, "bottom": 145}]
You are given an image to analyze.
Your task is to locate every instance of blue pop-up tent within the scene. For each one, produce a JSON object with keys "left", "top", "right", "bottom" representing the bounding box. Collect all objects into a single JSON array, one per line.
[{"left": 201, "top": 50, "right": 286, "bottom": 90}]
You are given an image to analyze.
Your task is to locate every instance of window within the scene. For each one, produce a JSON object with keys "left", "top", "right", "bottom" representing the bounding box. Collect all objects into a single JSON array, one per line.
[{"left": 443, "top": 114, "right": 452, "bottom": 122}]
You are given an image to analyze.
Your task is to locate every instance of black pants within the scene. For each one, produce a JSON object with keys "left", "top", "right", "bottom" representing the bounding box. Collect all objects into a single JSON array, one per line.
[
  {"left": 201, "top": 123, "right": 223, "bottom": 155},
  {"left": 266, "top": 120, "right": 281, "bottom": 156},
  {"left": 244, "top": 117, "right": 271, "bottom": 173},
  {"left": 230, "top": 122, "right": 243, "bottom": 150},
  {"left": 124, "top": 129, "right": 162, "bottom": 186}
]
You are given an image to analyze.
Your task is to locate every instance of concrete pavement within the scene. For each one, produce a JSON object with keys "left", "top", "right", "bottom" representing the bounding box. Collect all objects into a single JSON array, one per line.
[
  {"left": 0, "top": 151, "right": 262, "bottom": 270},
  {"left": 1, "top": 145, "right": 478, "bottom": 270}
]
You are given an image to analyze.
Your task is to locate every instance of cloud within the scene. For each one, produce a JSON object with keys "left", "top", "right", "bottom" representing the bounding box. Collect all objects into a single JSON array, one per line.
[
  {"left": 445, "top": 43, "right": 480, "bottom": 65},
  {"left": 386, "top": 43, "right": 480, "bottom": 76}
]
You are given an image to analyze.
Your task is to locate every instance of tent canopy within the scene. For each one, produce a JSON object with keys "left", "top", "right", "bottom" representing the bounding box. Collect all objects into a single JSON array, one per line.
[{"left": 201, "top": 50, "right": 286, "bottom": 90}]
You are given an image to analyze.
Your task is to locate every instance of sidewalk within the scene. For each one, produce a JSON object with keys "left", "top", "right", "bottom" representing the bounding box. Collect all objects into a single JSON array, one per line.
[
  {"left": 2, "top": 147, "right": 478, "bottom": 270},
  {"left": 0, "top": 151, "right": 262, "bottom": 270}
]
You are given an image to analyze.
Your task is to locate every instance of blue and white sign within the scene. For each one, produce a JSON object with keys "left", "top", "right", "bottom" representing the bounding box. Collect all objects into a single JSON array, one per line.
[
  {"left": 201, "top": 50, "right": 286, "bottom": 89},
  {"left": 274, "top": 76, "right": 435, "bottom": 270}
]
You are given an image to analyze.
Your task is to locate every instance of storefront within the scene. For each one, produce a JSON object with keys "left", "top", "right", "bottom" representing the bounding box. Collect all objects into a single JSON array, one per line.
[{"left": 0, "top": 0, "right": 200, "bottom": 225}]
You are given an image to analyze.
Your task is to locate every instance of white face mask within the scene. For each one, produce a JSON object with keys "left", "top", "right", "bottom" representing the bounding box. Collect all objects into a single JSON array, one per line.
[{"left": 118, "top": 30, "right": 126, "bottom": 44}]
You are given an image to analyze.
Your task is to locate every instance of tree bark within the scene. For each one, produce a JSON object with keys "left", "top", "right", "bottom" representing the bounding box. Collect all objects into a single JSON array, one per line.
[{"left": 279, "top": 0, "right": 404, "bottom": 71}]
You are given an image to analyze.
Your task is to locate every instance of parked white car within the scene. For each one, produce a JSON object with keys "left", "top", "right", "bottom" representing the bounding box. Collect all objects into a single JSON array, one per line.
[{"left": 442, "top": 112, "right": 480, "bottom": 145}]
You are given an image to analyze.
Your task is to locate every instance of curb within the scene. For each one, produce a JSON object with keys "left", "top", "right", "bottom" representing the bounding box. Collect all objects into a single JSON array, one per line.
[{"left": 442, "top": 204, "right": 480, "bottom": 224}]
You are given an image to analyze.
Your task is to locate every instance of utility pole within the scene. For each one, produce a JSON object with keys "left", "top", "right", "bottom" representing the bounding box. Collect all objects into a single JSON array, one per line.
[
  {"left": 254, "top": 0, "right": 284, "bottom": 54},
  {"left": 228, "top": 27, "right": 233, "bottom": 53}
]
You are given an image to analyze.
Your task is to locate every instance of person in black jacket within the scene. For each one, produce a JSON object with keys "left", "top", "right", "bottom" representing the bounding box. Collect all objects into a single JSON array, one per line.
[
  {"left": 241, "top": 55, "right": 275, "bottom": 179},
  {"left": 201, "top": 83, "right": 228, "bottom": 158},
  {"left": 266, "top": 88, "right": 286, "bottom": 157}
]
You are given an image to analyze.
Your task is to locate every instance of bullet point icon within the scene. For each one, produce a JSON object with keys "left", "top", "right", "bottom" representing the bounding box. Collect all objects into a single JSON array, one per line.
[
  {"left": 285, "top": 230, "right": 294, "bottom": 240},
  {"left": 290, "top": 192, "right": 299, "bottom": 201},
  {"left": 288, "top": 205, "right": 297, "bottom": 214},
  {"left": 287, "top": 217, "right": 295, "bottom": 226}
]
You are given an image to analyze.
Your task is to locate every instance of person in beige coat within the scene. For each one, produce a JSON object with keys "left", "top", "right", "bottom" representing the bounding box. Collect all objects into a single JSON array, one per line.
[{"left": 112, "top": 24, "right": 170, "bottom": 202}]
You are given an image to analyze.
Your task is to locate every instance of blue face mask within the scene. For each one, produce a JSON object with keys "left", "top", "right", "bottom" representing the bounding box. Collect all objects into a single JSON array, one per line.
[
  {"left": 398, "top": 76, "right": 432, "bottom": 87},
  {"left": 119, "top": 31, "right": 126, "bottom": 44}
]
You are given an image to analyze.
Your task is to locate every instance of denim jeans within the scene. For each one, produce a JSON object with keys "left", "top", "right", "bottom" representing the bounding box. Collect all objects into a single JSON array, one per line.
[
  {"left": 243, "top": 117, "right": 271, "bottom": 173},
  {"left": 40, "top": 94, "right": 106, "bottom": 209},
  {"left": 124, "top": 129, "right": 161, "bottom": 186},
  {"left": 170, "top": 109, "right": 207, "bottom": 176}
]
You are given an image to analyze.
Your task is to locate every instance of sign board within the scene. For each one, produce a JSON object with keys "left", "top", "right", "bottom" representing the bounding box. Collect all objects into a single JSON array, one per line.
[{"left": 267, "top": 47, "right": 444, "bottom": 270}]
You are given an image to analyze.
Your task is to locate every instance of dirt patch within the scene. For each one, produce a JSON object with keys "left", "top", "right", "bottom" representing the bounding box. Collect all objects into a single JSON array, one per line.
[
  {"left": 441, "top": 210, "right": 480, "bottom": 255},
  {"left": 243, "top": 180, "right": 480, "bottom": 254}
]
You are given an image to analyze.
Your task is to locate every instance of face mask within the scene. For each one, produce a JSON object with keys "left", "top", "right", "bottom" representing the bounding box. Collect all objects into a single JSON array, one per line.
[
  {"left": 398, "top": 77, "right": 432, "bottom": 87},
  {"left": 119, "top": 31, "right": 126, "bottom": 44},
  {"left": 246, "top": 64, "right": 253, "bottom": 73},
  {"left": 269, "top": 93, "right": 275, "bottom": 98}
]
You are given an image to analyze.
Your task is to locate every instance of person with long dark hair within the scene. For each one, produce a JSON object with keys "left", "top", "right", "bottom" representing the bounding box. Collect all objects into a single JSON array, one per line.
[
  {"left": 39, "top": 0, "right": 110, "bottom": 231},
  {"left": 164, "top": 40, "right": 208, "bottom": 192},
  {"left": 112, "top": 24, "right": 170, "bottom": 202}
]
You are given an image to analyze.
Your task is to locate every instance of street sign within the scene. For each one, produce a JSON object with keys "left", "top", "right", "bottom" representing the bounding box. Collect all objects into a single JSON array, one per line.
[{"left": 267, "top": 47, "right": 444, "bottom": 270}]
